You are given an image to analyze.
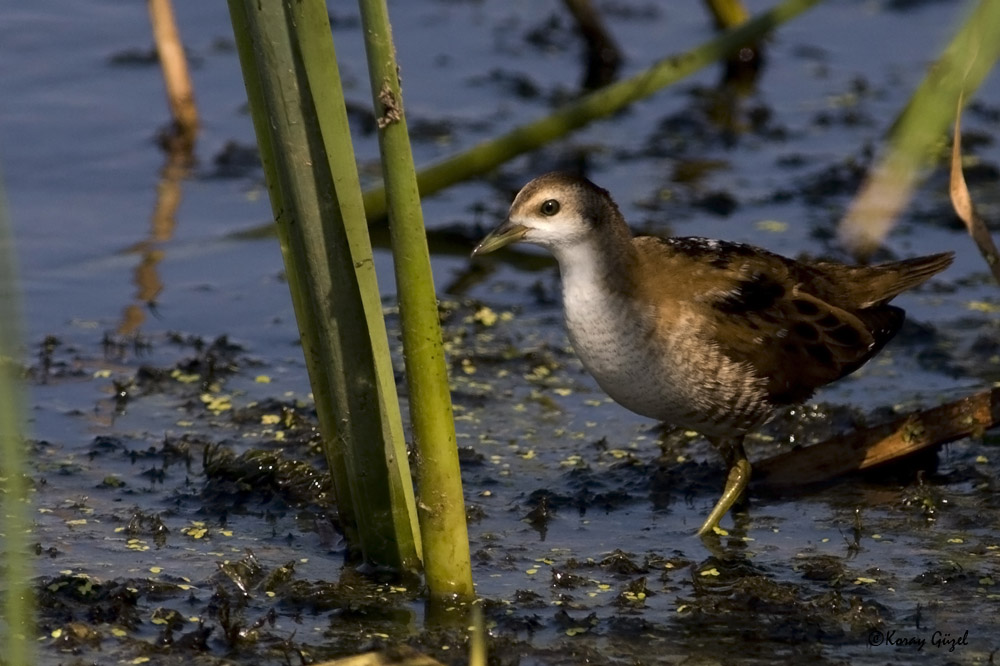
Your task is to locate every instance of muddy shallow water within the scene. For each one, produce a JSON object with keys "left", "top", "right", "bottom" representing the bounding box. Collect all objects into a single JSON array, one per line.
[{"left": 4, "top": 1, "right": 1000, "bottom": 665}]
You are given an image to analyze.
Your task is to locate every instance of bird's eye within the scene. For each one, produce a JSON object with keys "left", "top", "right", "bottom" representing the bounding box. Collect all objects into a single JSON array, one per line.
[{"left": 540, "top": 199, "right": 560, "bottom": 216}]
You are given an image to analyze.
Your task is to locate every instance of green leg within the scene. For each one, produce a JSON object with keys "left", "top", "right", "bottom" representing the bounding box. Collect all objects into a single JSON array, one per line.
[{"left": 697, "top": 437, "right": 751, "bottom": 536}]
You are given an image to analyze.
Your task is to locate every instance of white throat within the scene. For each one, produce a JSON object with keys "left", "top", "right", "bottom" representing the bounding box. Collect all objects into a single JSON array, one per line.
[
  {"left": 555, "top": 239, "right": 645, "bottom": 396},
  {"left": 552, "top": 239, "right": 614, "bottom": 298}
]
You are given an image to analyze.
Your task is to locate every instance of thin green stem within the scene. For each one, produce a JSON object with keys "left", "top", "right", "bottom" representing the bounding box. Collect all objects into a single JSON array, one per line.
[{"left": 358, "top": 0, "right": 474, "bottom": 601}]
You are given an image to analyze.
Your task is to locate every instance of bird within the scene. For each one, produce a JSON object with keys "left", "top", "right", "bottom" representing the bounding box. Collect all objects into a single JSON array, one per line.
[{"left": 471, "top": 171, "right": 953, "bottom": 536}]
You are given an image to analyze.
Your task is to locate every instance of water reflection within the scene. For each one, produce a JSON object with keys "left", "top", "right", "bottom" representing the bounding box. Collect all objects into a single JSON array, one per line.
[{"left": 117, "top": 146, "right": 190, "bottom": 336}]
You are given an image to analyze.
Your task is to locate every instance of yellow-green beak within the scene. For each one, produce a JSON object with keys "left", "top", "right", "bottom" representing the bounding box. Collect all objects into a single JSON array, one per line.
[{"left": 471, "top": 219, "right": 528, "bottom": 257}]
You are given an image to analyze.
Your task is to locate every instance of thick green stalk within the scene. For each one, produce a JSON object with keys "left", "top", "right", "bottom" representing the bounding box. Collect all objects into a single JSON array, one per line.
[
  {"left": 0, "top": 171, "right": 33, "bottom": 666},
  {"left": 227, "top": 0, "right": 420, "bottom": 571},
  {"left": 361, "top": 0, "right": 819, "bottom": 220},
  {"left": 358, "top": 0, "right": 474, "bottom": 600},
  {"left": 838, "top": 0, "right": 1000, "bottom": 257},
  {"left": 227, "top": 0, "right": 359, "bottom": 555}
]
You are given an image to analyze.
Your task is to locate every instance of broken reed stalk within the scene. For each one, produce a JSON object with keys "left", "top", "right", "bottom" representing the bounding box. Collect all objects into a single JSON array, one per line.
[
  {"left": 360, "top": 0, "right": 819, "bottom": 222},
  {"left": 227, "top": 0, "right": 421, "bottom": 572},
  {"left": 0, "top": 171, "right": 34, "bottom": 666},
  {"left": 148, "top": 0, "right": 199, "bottom": 147},
  {"left": 358, "top": 0, "right": 474, "bottom": 601},
  {"left": 756, "top": 388, "right": 1000, "bottom": 487},
  {"left": 950, "top": 99, "right": 1000, "bottom": 284},
  {"left": 837, "top": 0, "right": 1000, "bottom": 259}
]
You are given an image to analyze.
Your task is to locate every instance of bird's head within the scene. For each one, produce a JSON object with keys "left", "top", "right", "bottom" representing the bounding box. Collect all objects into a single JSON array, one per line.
[{"left": 472, "top": 172, "right": 623, "bottom": 257}]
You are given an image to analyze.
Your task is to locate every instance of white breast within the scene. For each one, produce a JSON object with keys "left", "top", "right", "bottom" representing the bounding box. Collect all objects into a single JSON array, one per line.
[
  {"left": 558, "top": 243, "right": 683, "bottom": 421},
  {"left": 557, "top": 242, "right": 768, "bottom": 436}
]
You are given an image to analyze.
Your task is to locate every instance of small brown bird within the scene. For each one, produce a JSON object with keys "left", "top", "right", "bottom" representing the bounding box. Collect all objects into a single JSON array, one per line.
[{"left": 472, "top": 172, "right": 953, "bottom": 536}]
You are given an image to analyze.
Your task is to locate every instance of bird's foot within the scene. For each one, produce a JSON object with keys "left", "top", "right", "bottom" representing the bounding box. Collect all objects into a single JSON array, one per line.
[{"left": 696, "top": 458, "right": 752, "bottom": 537}]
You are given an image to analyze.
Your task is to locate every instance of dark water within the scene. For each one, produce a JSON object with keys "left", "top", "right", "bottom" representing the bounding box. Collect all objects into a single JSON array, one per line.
[{"left": 3, "top": 1, "right": 1000, "bottom": 664}]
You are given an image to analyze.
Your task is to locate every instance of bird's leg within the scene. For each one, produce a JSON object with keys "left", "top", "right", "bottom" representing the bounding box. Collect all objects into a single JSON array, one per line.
[{"left": 697, "top": 436, "right": 751, "bottom": 536}]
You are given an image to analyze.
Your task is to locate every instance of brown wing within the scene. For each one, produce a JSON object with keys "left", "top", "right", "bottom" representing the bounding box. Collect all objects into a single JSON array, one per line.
[
  {"left": 632, "top": 236, "right": 907, "bottom": 405},
  {"left": 713, "top": 283, "right": 903, "bottom": 404}
]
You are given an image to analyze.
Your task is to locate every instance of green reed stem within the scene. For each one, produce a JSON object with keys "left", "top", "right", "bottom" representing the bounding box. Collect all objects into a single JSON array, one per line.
[
  {"left": 227, "top": 0, "right": 421, "bottom": 572},
  {"left": 0, "top": 168, "right": 34, "bottom": 666},
  {"left": 358, "top": 0, "right": 474, "bottom": 601}
]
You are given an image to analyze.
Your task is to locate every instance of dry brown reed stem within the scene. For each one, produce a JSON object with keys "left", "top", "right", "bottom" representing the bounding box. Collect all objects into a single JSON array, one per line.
[
  {"left": 950, "top": 100, "right": 1000, "bottom": 284},
  {"left": 149, "top": 0, "right": 199, "bottom": 146}
]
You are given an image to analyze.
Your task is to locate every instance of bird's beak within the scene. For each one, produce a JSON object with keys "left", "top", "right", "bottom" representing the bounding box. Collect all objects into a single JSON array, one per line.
[{"left": 471, "top": 219, "right": 528, "bottom": 257}]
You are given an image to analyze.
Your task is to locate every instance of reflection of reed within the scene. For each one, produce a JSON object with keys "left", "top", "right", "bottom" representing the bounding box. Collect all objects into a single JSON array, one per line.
[
  {"left": 117, "top": 149, "right": 187, "bottom": 336},
  {"left": 117, "top": 0, "right": 198, "bottom": 336}
]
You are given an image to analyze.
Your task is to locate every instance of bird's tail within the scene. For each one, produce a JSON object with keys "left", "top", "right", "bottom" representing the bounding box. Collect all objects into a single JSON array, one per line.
[{"left": 817, "top": 251, "right": 954, "bottom": 308}]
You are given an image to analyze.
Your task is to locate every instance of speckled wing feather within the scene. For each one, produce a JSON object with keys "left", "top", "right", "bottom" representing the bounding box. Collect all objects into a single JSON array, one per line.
[
  {"left": 713, "top": 286, "right": 900, "bottom": 405},
  {"left": 632, "top": 237, "right": 950, "bottom": 405}
]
